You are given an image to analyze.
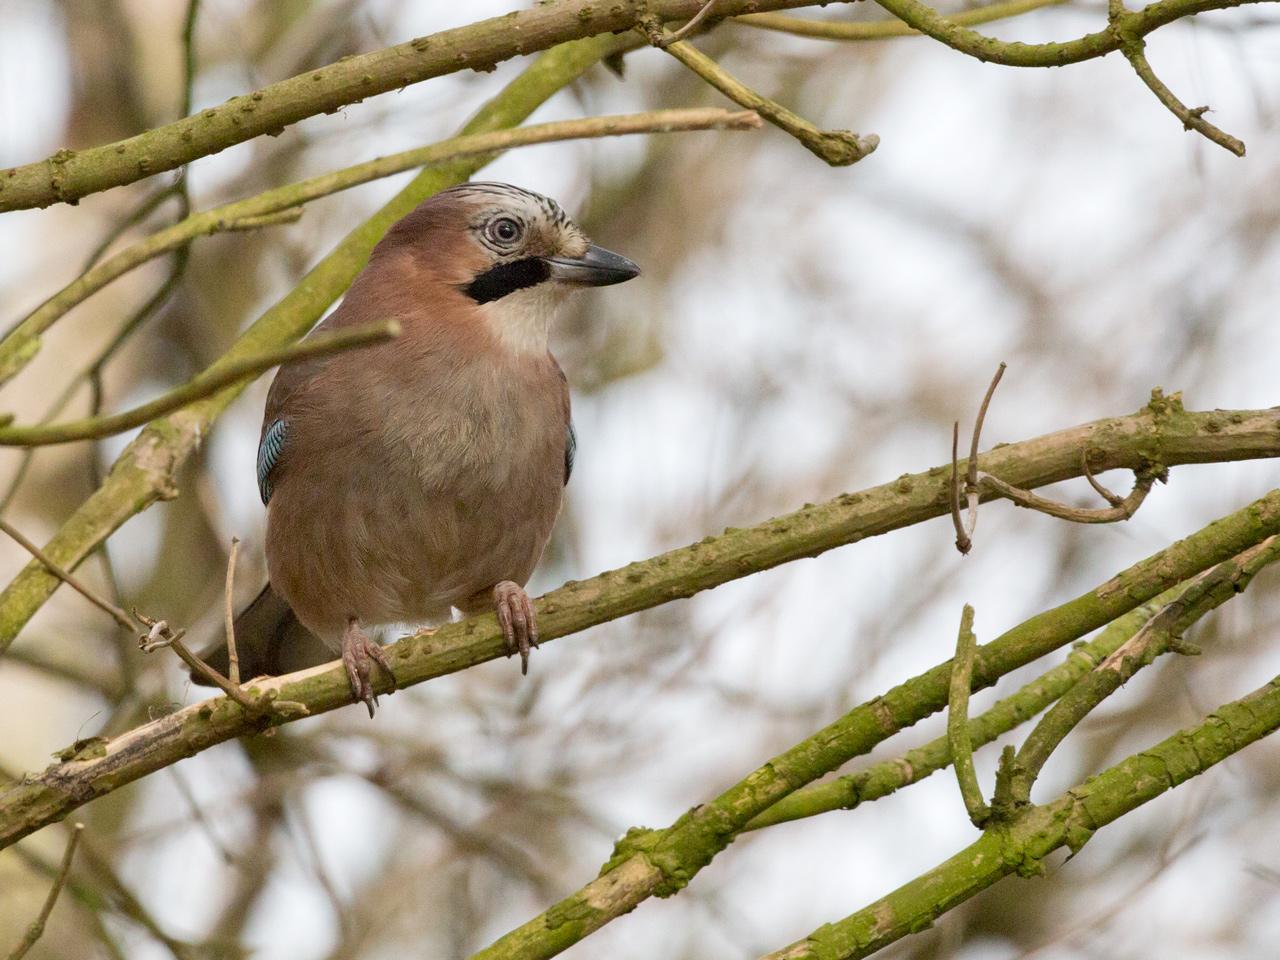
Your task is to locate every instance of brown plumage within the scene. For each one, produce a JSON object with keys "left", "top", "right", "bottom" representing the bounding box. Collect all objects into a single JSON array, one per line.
[{"left": 197, "top": 183, "right": 639, "bottom": 714}]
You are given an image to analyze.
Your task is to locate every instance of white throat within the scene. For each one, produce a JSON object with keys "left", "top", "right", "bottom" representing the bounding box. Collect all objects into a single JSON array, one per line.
[{"left": 477, "top": 282, "right": 567, "bottom": 357}]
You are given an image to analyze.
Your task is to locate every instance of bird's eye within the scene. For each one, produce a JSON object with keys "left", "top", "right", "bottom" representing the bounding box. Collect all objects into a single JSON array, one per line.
[{"left": 486, "top": 216, "right": 522, "bottom": 246}]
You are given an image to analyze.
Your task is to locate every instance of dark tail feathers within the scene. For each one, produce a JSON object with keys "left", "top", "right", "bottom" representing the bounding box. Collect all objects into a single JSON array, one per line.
[{"left": 191, "top": 583, "right": 333, "bottom": 686}]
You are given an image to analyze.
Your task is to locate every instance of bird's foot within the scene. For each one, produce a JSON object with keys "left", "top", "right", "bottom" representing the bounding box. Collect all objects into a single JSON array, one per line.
[
  {"left": 493, "top": 581, "right": 538, "bottom": 675},
  {"left": 342, "top": 618, "right": 395, "bottom": 718}
]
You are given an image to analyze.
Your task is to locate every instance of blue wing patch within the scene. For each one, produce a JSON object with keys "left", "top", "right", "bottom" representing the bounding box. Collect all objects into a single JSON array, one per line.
[
  {"left": 564, "top": 420, "right": 577, "bottom": 486},
  {"left": 257, "top": 418, "right": 288, "bottom": 505}
]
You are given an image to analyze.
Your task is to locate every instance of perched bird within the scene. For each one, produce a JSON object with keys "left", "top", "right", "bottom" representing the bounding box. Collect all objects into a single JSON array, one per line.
[{"left": 196, "top": 182, "right": 639, "bottom": 715}]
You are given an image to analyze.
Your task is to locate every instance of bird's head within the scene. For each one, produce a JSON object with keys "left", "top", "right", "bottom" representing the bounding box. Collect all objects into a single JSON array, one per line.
[{"left": 379, "top": 182, "right": 640, "bottom": 356}]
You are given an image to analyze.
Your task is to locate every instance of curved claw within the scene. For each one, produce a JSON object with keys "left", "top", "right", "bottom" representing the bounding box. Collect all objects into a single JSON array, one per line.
[
  {"left": 341, "top": 619, "right": 395, "bottom": 718},
  {"left": 493, "top": 581, "right": 538, "bottom": 675}
]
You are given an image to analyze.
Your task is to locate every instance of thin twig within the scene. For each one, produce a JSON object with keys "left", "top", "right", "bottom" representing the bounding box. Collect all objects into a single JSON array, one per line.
[
  {"left": 966, "top": 362, "right": 1006, "bottom": 493},
  {"left": 650, "top": 33, "right": 878, "bottom": 165},
  {"left": 658, "top": 0, "right": 720, "bottom": 45},
  {"left": 1081, "top": 448, "right": 1125, "bottom": 507},
  {"left": 7, "top": 823, "right": 83, "bottom": 960},
  {"left": 1112, "top": 4, "right": 1245, "bottom": 156},
  {"left": 949, "top": 361, "right": 1006, "bottom": 553},
  {"left": 136, "top": 613, "right": 262, "bottom": 713},
  {"left": 224, "top": 537, "right": 242, "bottom": 685},
  {"left": 0, "top": 320, "right": 401, "bottom": 446},
  {"left": 979, "top": 467, "right": 1156, "bottom": 523},
  {"left": 947, "top": 604, "right": 989, "bottom": 826},
  {"left": 738, "top": 0, "right": 1069, "bottom": 40},
  {"left": 950, "top": 422, "right": 970, "bottom": 553},
  {"left": 0, "top": 518, "right": 134, "bottom": 631}
]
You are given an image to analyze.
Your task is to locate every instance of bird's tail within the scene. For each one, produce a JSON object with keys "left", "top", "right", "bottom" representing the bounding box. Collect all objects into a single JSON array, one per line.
[{"left": 191, "top": 583, "right": 333, "bottom": 686}]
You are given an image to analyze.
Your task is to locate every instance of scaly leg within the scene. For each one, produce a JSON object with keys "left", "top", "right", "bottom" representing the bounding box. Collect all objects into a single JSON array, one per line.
[
  {"left": 493, "top": 580, "right": 539, "bottom": 675},
  {"left": 342, "top": 617, "right": 395, "bottom": 718}
]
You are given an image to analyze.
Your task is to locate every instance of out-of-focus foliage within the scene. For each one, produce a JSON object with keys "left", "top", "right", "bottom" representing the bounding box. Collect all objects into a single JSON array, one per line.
[{"left": 1, "top": 1, "right": 1279, "bottom": 958}]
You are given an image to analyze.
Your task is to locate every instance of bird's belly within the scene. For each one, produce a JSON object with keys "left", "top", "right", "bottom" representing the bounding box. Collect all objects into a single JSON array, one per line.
[{"left": 266, "top": 444, "right": 562, "bottom": 643}]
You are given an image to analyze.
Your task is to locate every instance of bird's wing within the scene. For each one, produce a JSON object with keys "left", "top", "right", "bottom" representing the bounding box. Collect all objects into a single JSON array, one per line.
[
  {"left": 256, "top": 418, "right": 288, "bottom": 505},
  {"left": 255, "top": 333, "right": 332, "bottom": 505}
]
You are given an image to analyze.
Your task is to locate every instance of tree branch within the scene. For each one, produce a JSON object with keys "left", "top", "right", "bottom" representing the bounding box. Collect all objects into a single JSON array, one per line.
[
  {"left": 0, "top": 0, "right": 1261, "bottom": 212},
  {"left": 742, "top": 590, "right": 1175, "bottom": 831},
  {"left": 738, "top": 0, "right": 1069, "bottom": 40},
  {"left": 466, "top": 485, "right": 1280, "bottom": 960},
  {"left": 760, "top": 668, "right": 1280, "bottom": 959},
  {"left": 653, "top": 36, "right": 878, "bottom": 164},
  {"left": 0, "top": 320, "right": 399, "bottom": 445},
  {"left": 1005, "top": 534, "right": 1280, "bottom": 805},
  {"left": 870, "top": 0, "right": 1270, "bottom": 66},
  {"left": 947, "top": 604, "right": 989, "bottom": 826},
  {"left": 7, "top": 823, "right": 83, "bottom": 960},
  {"left": 3, "top": 439, "right": 1279, "bottom": 857},
  {"left": 0, "top": 0, "right": 817, "bottom": 213},
  {"left": 1112, "top": 12, "right": 1246, "bottom": 155}
]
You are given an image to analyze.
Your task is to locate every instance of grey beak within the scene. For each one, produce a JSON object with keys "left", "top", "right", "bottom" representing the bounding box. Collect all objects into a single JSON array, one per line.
[{"left": 542, "top": 244, "right": 641, "bottom": 287}]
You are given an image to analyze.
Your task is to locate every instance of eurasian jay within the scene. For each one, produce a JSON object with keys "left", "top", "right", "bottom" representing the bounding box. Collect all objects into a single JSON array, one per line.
[{"left": 196, "top": 182, "right": 639, "bottom": 715}]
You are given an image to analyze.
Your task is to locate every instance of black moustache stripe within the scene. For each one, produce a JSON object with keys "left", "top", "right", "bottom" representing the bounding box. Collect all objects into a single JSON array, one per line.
[{"left": 464, "top": 257, "right": 550, "bottom": 304}]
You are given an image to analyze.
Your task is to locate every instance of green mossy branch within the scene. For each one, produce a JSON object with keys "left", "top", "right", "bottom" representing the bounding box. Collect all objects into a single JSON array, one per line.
[
  {"left": 1, "top": 402, "right": 1279, "bottom": 851},
  {"left": 468, "top": 485, "right": 1280, "bottom": 960},
  {"left": 1005, "top": 534, "right": 1280, "bottom": 806},
  {"left": 0, "top": 0, "right": 1266, "bottom": 212},
  {"left": 741, "top": 592, "right": 1175, "bottom": 831},
  {"left": 760, "top": 671, "right": 1280, "bottom": 959},
  {"left": 870, "top": 0, "right": 1270, "bottom": 67},
  {"left": 0, "top": 0, "right": 815, "bottom": 213}
]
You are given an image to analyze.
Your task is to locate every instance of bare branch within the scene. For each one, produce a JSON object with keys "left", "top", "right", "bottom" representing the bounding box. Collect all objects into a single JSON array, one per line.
[
  {"left": 7, "top": 823, "right": 83, "bottom": 960},
  {"left": 978, "top": 466, "right": 1157, "bottom": 523},
  {"left": 0, "top": 320, "right": 401, "bottom": 446},
  {"left": 950, "top": 362, "right": 1006, "bottom": 552},
  {"left": 0, "top": 518, "right": 134, "bottom": 631},
  {"left": 658, "top": 0, "right": 722, "bottom": 46},
  {"left": 1007, "top": 535, "right": 1280, "bottom": 806},
  {"left": 738, "top": 0, "right": 1069, "bottom": 40},
  {"left": 1111, "top": 0, "right": 1246, "bottom": 155},
  {"left": 649, "top": 34, "right": 878, "bottom": 165},
  {"left": 947, "top": 604, "right": 989, "bottom": 826},
  {"left": 224, "top": 537, "right": 242, "bottom": 686}
]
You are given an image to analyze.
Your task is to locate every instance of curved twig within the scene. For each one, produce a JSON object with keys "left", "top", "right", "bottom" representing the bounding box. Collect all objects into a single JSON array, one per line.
[
  {"left": 947, "top": 604, "right": 990, "bottom": 825},
  {"left": 978, "top": 464, "right": 1157, "bottom": 523},
  {"left": 739, "top": 0, "right": 1069, "bottom": 40}
]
